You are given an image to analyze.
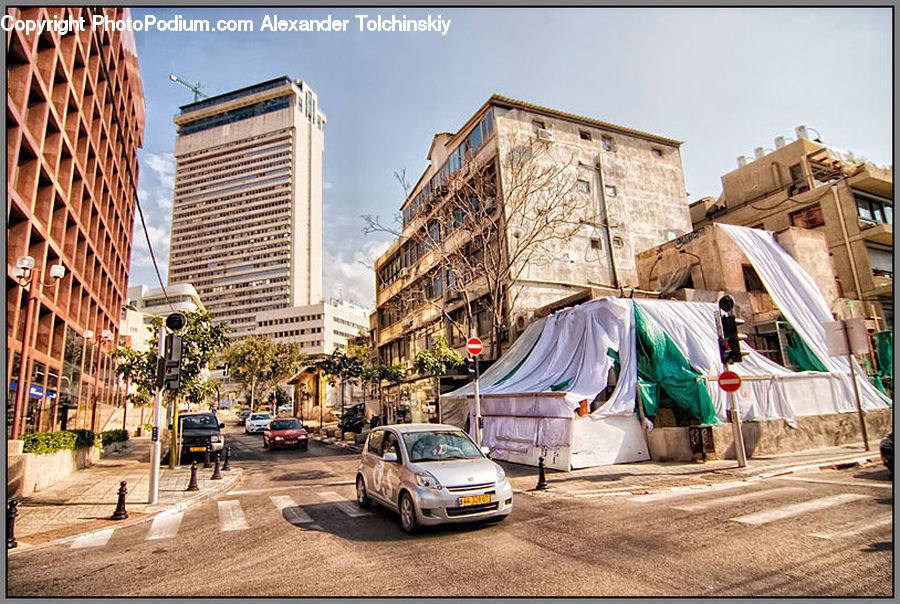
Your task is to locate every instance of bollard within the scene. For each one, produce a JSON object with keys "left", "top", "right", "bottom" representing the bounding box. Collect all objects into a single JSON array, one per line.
[
  {"left": 186, "top": 461, "right": 199, "bottom": 491},
  {"left": 210, "top": 454, "right": 222, "bottom": 480},
  {"left": 221, "top": 446, "right": 231, "bottom": 471},
  {"left": 203, "top": 444, "right": 211, "bottom": 468},
  {"left": 111, "top": 481, "right": 129, "bottom": 520},
  {"left": 7, "top": 499, "right": 19, "bottom": 549},
  {"left": 536, "top": 456, "right": 548, "bottom": 490}
]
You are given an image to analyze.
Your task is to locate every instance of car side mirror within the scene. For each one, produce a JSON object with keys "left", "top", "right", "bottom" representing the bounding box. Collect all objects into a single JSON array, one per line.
[
  {"left": 481, "top": 446, "right": 491, "bottom": 456},
  {"left": 383, "top": 452, "right": 398, "bottom": 463}
]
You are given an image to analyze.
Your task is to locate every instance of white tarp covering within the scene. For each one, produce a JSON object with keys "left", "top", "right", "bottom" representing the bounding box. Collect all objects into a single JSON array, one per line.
[{"left": 720, "top": 223, "right": 891, "bottom": 411}]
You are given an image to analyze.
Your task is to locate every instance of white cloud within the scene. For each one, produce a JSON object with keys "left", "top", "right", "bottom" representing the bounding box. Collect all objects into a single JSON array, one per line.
[
  {"left": 322, "top": 238, "right": 391, "bottom": 309},
  {"left": 143, "top": 152, "right": 176, "bottom": 190}
]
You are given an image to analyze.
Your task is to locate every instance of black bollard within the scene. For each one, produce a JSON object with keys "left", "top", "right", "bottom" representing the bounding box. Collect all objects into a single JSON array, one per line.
[
  {"left": 111, "top": 481, "right": 129, "bottom": 520},
  {"left": 221, "top": 446, "right": 231, "bottom": 471},
  {"left": 536, "top": 456, "right": 548, "bottom": 490},
  {"left": 7, "top": 499, "right": 19, "bottom": 549},
  {"left": 203, "top": 444, "right": 211, "bottom": 468},
  {"left": 186, "top": 461, "right": 199, "bottom": 491},
  {"left": 210, "top": 454, "right": 222, "bottom": 480}
]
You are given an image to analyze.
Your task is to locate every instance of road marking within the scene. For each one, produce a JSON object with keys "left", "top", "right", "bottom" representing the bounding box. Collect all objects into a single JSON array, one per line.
[
  {"left": 228, "top": 481, "right": 354, "bottom": 496},
  {"left": 317, "top": 490, "right": 371, "bottom": 517},
  {"left": 627, "top": 481, "right": 749, "bottom": 503},
  {"left": 777, "top": 476, "right": 894, "bottom": 490},
  {"left": 732, "top": 493, "right": 868, "bottom": 525},
  {"left": 808, "top": 514, "right": 893, "bottom": 539},
  {"left": 146, "top": 510, "right": 184, "bottom": 540},
  {"left": 672, "top": 487, "right": 808, "bottom": 512},
  {"left": 70, "top": 527, "right": 115, "bottom": 549},
  {"left": 270, "top": 495, "right": 314, "bottom": 524},
  {"left": 217, "top": 500, "right": 250, "bottom": 531}
]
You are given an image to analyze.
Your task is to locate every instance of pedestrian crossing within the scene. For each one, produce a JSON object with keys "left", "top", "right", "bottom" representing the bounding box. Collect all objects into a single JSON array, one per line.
[
  {"left": 68, "top": 487, "right": 369, "bottom": 549},
  {"left": 627, "top": 480, "right": 890, "bottom": 539}
]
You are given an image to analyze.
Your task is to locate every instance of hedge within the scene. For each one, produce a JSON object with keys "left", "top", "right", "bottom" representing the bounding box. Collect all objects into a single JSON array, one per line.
[
  {"left": 21, "top": 429, "right": 98, "bottom": 455},
  {"left": 100, "top": 429, "right": 129, "bottom": 446}
]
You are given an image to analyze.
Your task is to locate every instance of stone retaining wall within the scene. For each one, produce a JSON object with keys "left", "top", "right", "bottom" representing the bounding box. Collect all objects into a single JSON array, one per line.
[{"left": 7, "top": 446, "right": 99, "bottom": 499}]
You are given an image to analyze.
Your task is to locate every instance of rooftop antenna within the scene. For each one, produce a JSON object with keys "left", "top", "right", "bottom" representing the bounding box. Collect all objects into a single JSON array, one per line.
[{"left": 168, "top": 73, "right": 207, "bottom": 102}]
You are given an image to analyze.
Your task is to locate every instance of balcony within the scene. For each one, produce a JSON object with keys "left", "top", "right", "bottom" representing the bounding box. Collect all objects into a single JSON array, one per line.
[
  {"left": 859, "top": 221, "right": 893, "bottom": 245},
  {"left": 871, "top": 275, "right": 893, "bottom": 298}
]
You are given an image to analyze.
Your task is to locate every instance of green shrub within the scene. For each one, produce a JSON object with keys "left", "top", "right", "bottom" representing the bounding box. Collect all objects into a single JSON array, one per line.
[
  {"left": 100, "top": 429, "right": 129, "bottom": 446},
  {"left": 21, "top": 429, "right": 98, "bottom": 455}
]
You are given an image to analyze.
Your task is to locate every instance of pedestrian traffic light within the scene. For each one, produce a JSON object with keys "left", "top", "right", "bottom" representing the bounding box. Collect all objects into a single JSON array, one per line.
[
  {"left": 718, "top": 296, "right": 748, "bottom": 365},
  {"left": 163, "top": 334, "right": 183, "bottom": 391},
  {"left": 466, "top": 357, "right": 476, "bottom": 375}
]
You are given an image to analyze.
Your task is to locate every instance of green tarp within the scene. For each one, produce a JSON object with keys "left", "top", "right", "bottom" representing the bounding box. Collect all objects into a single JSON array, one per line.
[
  {"left": 633, "top": 302, "right": 719, "bottom": 425},
  {"left": 784, "top": 328, "right": 828, "bottom": 372},
  {"left": 876, "top": 331, "right": 893, "bottom": 378}
]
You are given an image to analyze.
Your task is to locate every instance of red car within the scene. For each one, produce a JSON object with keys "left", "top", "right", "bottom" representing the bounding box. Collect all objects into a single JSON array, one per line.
[{"left": 263, "top": 418, "right": 308, "bottom": 450}]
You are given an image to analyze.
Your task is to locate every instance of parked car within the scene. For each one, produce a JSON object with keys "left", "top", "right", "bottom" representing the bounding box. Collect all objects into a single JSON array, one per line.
[
  {"left": 178, "top": 412, "right": 225, "bottom": 461},
  {"left": 338, "top": 403, "right": 367, "bottom": 434},
  {"left": 355, "top": 424, "right": 513, "bottom": 533},
  {"left": 245, "top": 412, "right": 272, "bottom": 434},
  {"left": 263, "top": 418, "right": 309, "bottom": 450},
  {"left": 236, "top": 408, "right": 251, "bottom": 426},
  {"left": 880, "top": 432, "right": 893, "bottom": 475}
]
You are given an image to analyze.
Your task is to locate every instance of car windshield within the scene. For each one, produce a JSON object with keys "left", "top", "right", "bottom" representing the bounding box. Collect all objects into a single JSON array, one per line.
[
  {"left": 250, "top": 413, "right": 271, "bottom": 421},
  {"left": 270, "top": 419, "right": 301, "bottom": 430},
  {"left": 402, "top": 430, "right": 483, "bottom": 462},
  {"left": 181, "top": 415, "right": 217, "bottom": 429}
]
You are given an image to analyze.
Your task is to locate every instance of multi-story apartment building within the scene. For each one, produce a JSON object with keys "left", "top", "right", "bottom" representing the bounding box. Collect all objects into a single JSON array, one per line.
[
  {"left": 167, "top": 76, "right": 325, "bottom": 339},
  {"left": 255, "top": 298, "right": 369, "bottom": 356},
  {"left": 6, "top": 7, "right": 145, "bottom": 436},
  {"left": 372, "top": 95, "right": 693, "bottom": 414},
  {"left": 119, "top": 284, "right": 205, "bottom": 352},
  {"left": 691, "top": 128, "right": 893, "bottom": 329}
]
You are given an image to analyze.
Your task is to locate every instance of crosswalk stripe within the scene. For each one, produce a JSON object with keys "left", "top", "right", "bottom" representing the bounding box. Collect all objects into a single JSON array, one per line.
[
  {"left": 732, "top": 493, "right": 868, "bottom": 525},
  {"left": 146, "top": 510, "right": 184, "bottom": 540},
  {"left": 778, "top": 476, "right": 894, "bottom": 490},
  {"left": 317, "top": 490, "right": 371, "bottom": 517},
  {"left": 672, "top": 487, "right": 807, "bottom": 512},
  {"left": 71, "top": 527, "right": 115, "bottom": 549},
  {"left": 808, "top": 514, "right": 893, "bottom": 540},
  {"left": 217, "top": 500, "right": 250, "bottom": 531},
  {"left": 270, "top": 495, "right": 314, "bottom": 524},
  {"left": 628, "top": 481, "right": 750, "bottom": 503}
]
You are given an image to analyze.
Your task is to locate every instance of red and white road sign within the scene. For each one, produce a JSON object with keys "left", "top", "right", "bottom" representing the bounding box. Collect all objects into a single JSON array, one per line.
[
  {"left": 466, "top": 337, "right": 484, "bottom": 356},
  {"left": 718, "top": 370, "right": 742, "bottom": 393}
]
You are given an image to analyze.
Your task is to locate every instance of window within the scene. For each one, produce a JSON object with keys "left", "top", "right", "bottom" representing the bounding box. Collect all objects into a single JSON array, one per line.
[
  {"left": 742, "top": 265, "right": 765, "bottom": 292},
  {"left": 601, "top": 136, "right": 615, "bottom": 152},
  {"left": 576, "top": 179, "right": 591, "bottom": 194},
  {"left": 789, "top": 203, "right": 824, "bottom": 229},
  {"left": 612, "top": 235, "right": 624, "bottom": 248},
  {"left": 788, "top": 163, "right": 808, "bottom": 195},
  {"left": 366, "top": 430, "right": 384, "bottom": 456},
  {"left": 382, "top": 432, "right": 400, "bottom": 460},
  {"left": 855, "top": 191, "right": 893, "bottom": 227},
  {"left": 652, "top": 148, "right": 663, "bottom": 158},
  {"left": 590, "top": 237, "right": 602, "bottom": 250},
  {"left": 532, "top": 119, "right": 546, "bottom": 131},
  {"left": 604, "top": 185, "right": 617, "bottom": 197},
  {"left": 867, "top": 245, "right": 893, "bottom": 278},
  {"left": 579, "top": 130, "right": 592, "bottom": 141}
]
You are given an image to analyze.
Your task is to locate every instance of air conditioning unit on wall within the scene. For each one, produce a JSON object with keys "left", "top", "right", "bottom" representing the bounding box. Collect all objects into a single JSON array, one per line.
[{"left": 536, "top": 128, "right": 554, "bottom": 142}]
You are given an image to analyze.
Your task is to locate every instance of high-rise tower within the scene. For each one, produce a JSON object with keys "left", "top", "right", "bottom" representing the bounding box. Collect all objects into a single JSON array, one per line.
[{"left": 168, "top": 77, "right": 324, "bottom": 338}]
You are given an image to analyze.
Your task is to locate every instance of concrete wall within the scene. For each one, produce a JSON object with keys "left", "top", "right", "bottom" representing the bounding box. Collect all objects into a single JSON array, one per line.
[
  {"left": 7, "top": 446, "right": 99, "bottom": 499},
  {"left": 647, "top": 408, "right": 891, "bottom": 462}
]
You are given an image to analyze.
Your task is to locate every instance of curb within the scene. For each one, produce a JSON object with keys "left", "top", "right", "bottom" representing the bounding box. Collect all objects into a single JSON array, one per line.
[
  {"left": 8, "top": 467, "right": 244, "bottom": 556},
  {"left": 309, "top": 433, "right": 363, "bottom": 453},
  {"left": 513, "top": 453, "right": 883, "bottom": 500}
]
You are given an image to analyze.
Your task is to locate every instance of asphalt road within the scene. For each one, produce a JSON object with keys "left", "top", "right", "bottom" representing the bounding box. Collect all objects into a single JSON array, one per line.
[{"left": 7, "top": 422, "right": 893, "bottom": 597}]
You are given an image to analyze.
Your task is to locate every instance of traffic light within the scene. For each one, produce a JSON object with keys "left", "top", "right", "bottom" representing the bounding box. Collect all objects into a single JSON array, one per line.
[
  {"left": 718, "top": 296, "right": 748, "bottom": 365},
  {"left": 466, "top": 357, "right": 476, "bottom": 375},
  {"left": 163, "top": 333, "right": 183, "bottom": 391}
]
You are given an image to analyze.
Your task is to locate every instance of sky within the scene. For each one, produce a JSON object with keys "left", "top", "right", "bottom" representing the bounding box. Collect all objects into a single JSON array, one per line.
[{"left": 126, "top": 6, "right": 892, "bottom": 309}]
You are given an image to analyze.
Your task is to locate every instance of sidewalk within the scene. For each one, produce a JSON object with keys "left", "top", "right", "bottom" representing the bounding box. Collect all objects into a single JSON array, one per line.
[
  {"left": 8, "top": 437, "right": 242, "bottom": 555},
  {"left": 503, "top": 443, "right": 884, "bottom": 497}
]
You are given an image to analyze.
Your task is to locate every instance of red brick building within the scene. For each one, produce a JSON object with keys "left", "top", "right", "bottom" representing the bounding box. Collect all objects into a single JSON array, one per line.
[{"left": 6, "top": 7, "right": 146, "bottom": 436}]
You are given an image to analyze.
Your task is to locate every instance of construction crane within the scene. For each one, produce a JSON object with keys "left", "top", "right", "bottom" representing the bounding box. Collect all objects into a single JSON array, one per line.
[{"left": 168, "top": 73, "right": 207, "bottom": 102}]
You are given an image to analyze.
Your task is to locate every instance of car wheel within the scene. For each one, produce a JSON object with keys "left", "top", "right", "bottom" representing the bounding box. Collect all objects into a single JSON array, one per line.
[
  {"left": 399, "top": 492, "right": 419, "bottom": 534},
  {"left": 356, "top": 475, "right": 372, "bottom": 509}
]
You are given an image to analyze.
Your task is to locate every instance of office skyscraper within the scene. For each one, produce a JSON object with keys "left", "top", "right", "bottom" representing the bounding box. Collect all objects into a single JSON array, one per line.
[{"left": 168, "top": 77, "right": 325, "bottom": 338}]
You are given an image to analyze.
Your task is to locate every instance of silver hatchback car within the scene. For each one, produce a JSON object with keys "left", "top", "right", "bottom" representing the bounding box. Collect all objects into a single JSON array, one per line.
[{"left": 356, "top": 424, "right": 513, "bottom": 533}]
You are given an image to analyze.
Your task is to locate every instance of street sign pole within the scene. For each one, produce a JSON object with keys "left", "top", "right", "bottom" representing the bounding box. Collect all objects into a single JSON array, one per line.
[
  {"left": 148, "top": 324, "right": 165, "bottom": 504},
  {"left": 726, "top": 368, "right": 748, "bottom": 468},
  {"left": 467, "top": 333, "right": 484, "bottom": 447},
  {"left": 842, "top": 321, "right": 870, "bottom": 451}
]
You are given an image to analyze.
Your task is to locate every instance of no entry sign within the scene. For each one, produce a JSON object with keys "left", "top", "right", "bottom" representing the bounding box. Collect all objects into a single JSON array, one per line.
[
  {"left": 718, "top": 370, "right": 742, "bottom": 393},
  {"left": 466, "top": 337, "right": 484, "bottom": 356}
]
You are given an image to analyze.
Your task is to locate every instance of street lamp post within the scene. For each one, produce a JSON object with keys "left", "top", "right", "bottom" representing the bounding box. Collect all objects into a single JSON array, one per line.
[{"left": 10, "top": 256, "right": 65, "bottom": 439}]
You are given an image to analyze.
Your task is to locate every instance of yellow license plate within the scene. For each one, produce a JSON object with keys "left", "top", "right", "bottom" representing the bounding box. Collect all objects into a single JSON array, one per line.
[
  {"left": 285, "top": 440, "right": 297, "bottom": 444},
  {"left": 458, "top": 494, "right": 491, "bottom": 506},
  {"left": 189, "top": 447, "right": 206, "bottom": 452}
]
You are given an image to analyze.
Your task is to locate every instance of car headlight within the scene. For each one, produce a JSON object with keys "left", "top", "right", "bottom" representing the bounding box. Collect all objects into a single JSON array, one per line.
[
  {"left": 210, "top": 436, "right": 220, "bottom": 442},
  {"left": 415, "top": 471, "right": 442, "bottom": 490},
  {"left": 274, "top": 436, "right": 283, "bottom": 440},
  {"left": 495, "top": 464, "right": 506, "bottom": 482}
]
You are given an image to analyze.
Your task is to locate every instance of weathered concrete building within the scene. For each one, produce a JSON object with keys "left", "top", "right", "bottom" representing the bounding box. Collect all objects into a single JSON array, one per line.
[
  {"left": 690, "top": 130, "right": 892, "bottom": 330},
  {"left": 373, "top": 95, "right": 692, "bottom": 417}
]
